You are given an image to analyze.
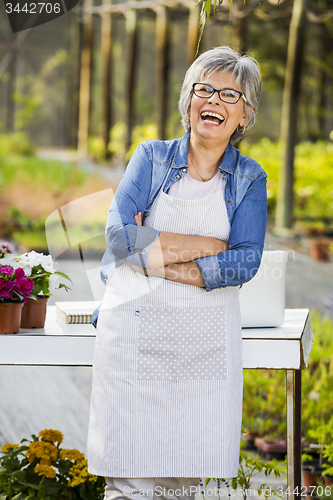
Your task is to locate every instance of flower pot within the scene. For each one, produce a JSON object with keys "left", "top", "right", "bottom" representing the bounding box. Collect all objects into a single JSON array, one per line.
[
  {"left": 310, "top": 239, "right": 330, "bottom": 261},
  {"left": 243, "top": 431, "right": 259, "bottom": 449},
  {"left": 305, "top": 493, "right": 320, "bottom": 500},
  {"left": 254, "top": 437, "right": 287, "bottom": 460},
  {"left": 20, "top": 297, "right": 49, "bottom": 329},
  {"left": 302, "top": 460, "right": 325, "bottom": 492},
  {"left": 323, "top": 474, "right": 333, "bottom": 487},
  {"left": 0, "top": 302, "right": 24, "bottom": 334}
]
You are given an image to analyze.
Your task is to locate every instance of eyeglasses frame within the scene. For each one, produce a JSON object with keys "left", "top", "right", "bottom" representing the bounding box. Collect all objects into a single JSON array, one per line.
[{"left": 192, "top": 83, "right": 248, "bottom": 105}]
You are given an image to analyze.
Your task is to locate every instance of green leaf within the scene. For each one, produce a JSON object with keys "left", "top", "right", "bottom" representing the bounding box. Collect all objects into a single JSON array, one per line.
[
  {"left": 54, "top": 271, "right": 72, "bottom": 283},
  {"left": 11, "top": 470, "right": 26, "bottom": 481}
]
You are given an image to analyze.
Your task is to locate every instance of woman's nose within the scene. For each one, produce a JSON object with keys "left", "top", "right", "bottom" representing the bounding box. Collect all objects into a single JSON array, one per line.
[{"left": 207, "top": 91, "right": 221, "bottom": 105}]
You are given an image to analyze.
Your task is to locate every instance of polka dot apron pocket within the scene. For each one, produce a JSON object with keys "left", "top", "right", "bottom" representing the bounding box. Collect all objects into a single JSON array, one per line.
[{"left": 136, "top": 306, "right": 227, "bottom": 380}]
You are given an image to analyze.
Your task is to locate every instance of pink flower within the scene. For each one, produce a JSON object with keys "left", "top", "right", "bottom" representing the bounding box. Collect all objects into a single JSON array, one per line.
[
  {"left": 0, "top": 266, "right": 34, "bottom": 302},
  {"left": 14, "top": 268, "right": 25, "bottom": 279},
  {"left": 0, "top": 289, "right": 13, "bottom": 300},
  {"left": 0, "top": 266, "right": 14, "bottom": 276},
  {"left": 16, "top": 277, "right": 34, "bottom": 297},
  {"left": 0, "top": 243, "right": 14, "bottom": 258}
]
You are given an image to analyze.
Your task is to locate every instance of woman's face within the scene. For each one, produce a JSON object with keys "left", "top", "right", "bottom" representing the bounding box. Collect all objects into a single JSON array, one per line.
[{"left": 189, "top": 71, "right": 247, "bottom": 149}]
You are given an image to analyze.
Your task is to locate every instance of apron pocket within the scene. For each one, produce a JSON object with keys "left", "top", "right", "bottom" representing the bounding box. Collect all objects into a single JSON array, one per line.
[{"left": 137, "top": 306, "right": 227, "bottom": 380}]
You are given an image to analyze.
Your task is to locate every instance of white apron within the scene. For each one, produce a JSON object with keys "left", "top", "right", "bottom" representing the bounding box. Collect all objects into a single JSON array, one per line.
[{"left": 87, "top": 183, "right": 243, "bottom": 479}]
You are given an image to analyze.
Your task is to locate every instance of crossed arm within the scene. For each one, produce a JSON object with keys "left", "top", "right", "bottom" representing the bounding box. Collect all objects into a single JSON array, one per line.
[{"left": 130, "top": 212, "right": 228, "bottom": 287}]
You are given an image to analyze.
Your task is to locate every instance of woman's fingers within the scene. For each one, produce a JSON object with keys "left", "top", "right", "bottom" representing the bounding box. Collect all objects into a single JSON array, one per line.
[{"left": 134, "top": 211, "right": 142, "bottom": 226}]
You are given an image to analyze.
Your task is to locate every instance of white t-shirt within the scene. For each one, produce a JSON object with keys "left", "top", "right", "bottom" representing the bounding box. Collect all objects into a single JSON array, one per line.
[{"left": 168, "top": 172, "right": 225, "bottom": 200}]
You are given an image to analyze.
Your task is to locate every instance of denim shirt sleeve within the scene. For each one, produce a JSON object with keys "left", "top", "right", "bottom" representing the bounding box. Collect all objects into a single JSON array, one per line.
[
  {"left": 105, "top": 143, "right": 160, "bottom": 269},
  {"left": 195, "top": 170, "right": 267, "bottom": 290}
]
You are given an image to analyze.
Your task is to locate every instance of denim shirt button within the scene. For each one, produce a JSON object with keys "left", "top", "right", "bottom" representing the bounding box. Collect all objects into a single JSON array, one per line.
[
  {"left": 182, "top": 168, "right": 187, "bottom": 172},
  {"left": 176, "top": 174, "right": 181, "bottom": 179},
  {"left": 227, "top": 199, "right": 231, "bottom": 203}
]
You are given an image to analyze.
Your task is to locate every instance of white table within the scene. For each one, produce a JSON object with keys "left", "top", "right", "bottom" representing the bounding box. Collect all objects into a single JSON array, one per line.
[{"left": 0, "top": 307, "right": 313, "bottom": 500}]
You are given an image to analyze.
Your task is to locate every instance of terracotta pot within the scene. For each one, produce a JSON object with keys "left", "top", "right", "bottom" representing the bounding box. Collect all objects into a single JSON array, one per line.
[
  {"left": 323, "top": 474, "right": 333, "bottom": 487},
  {"left": 302, "top": 460, "right": 324, "bottom": 492},
  {"left": 305, "top": 493, "right": 320, "bottom": 500},
  {"left": 20, "top": 297, "right": 49, "bottom": 329},
  {"left": 243, "top": 431, "right": 259, "bottom": 449},
  {"left": 310, "top": 239, "right": 330, "bottom": 261},
  {"left": 0, "top": 302, "right": 24, "bottom": 334}
]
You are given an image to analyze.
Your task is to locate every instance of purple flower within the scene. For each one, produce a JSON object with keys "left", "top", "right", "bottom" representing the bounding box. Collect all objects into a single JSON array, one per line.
[
  {"left": 16, "top": 277, "right": 34, "bottom": 297},
  {"left": 0, "top": 266, "right": 34, "bottom": 302},
  {"left": 0, "top": 289, "right": 13, "bottom": 300},
  {"left": 0, "top": 266, "right": 14, "bottom": 276},
  {"left": 14, "top": 268, "right": 25, "bottom": 279}
]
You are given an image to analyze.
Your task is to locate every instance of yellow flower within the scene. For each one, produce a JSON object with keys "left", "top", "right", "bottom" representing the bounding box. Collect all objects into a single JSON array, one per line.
[
  {"left": 27, "top": 453, "right": 36, "bottom": 463},
  {"left": 68, "top": 459, "right": 98, "bottom": 487},
  {"left": 1, "top": 443, "right": 19, "bottom": 452},
  {"left": 26, "top": 441, "right": 58, "bottom": 462},
  {"left": 38, "top": 429, "right": 63, "bottom": 444},
  {"left": 40, "top": 458, "right": 52, "bottom": 466},
  {"left": 59, "top": 449, "right": 85, "bottom": 462},
  {"left": 34, "top": 464, "right": 57, "bottom": 479}
]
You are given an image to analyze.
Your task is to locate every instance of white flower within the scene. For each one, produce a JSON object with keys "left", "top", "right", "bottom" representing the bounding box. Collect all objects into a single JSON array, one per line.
[
  {"left": 49, "top": 273, "right": 60, "bottom": 293},
  {"left": 19, "top": 251, "right": 55, "bottom": 274},
  {"left": 0, "top": 254, "right": 16, "bottom": 267},
  {"left": 40, "top": 254, "right": 54, "bottom": 273},
  {"left": 13, "top": 254, "right": 32, "bottom": 275}
]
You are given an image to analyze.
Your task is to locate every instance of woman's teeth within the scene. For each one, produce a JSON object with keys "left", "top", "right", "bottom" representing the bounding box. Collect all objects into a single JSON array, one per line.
[{"left": 200, "top": 111, "right": 225, "bottom": 124}]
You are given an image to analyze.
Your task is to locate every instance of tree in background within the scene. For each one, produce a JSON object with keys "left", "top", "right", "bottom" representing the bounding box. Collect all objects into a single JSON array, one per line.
[{"left": 198, "top": 0, "right": 332, "bottom": 231}]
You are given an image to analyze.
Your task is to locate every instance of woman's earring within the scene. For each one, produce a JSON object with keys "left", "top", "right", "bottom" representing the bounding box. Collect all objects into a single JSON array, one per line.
[
  {"left": 183, "top": 114, "right": 191, "bottom": 125},
  {"left": 237, "top": 124, "right": 245, "bottom": 135}
]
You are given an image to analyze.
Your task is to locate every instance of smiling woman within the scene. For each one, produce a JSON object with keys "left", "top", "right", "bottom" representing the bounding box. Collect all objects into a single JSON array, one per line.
[{"left": 88, "top": 46, "right": 267, "bottom": 500}]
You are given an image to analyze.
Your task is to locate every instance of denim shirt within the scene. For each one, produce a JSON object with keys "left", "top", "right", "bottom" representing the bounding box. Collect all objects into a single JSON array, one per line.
[{"left": 101, "top": 131, "right": 267, "bottom": 291}]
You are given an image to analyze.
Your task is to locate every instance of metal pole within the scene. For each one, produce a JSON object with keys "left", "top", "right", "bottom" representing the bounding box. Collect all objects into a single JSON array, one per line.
[{"left": 287, "top": 370, "right": 295, "bottom": 500}]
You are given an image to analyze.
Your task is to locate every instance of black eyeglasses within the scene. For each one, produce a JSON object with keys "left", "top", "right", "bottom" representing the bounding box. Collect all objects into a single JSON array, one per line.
[{"left": 192, "top": 83, "right": 248, "bottom": 104}]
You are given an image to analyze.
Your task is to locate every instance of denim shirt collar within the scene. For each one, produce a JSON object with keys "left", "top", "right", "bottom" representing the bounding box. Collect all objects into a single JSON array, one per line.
[{"left": 172, "top": 131, "right": 237, "bottom": 175}]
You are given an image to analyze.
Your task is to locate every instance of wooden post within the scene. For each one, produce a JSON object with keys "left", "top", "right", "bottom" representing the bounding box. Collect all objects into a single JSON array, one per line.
[
  {"left": 6, "top": 41, "right": 19, "bottom": 133},
  {"left": 68, "top": 12, "right": 81, "bottom": 148},
  {"left": 125, "top": 6, "right": 138, "bottom": 151},
  {"left": 186, "top": 3, "right": 200, "bottom": 68},
  {"left": 77, "top": 0, "right": 94, "bottom": 153},
  {"left": 231, "top": 0, "right": 249, "bottom": 54},
  {"left": 155, "top": 5, "right": 170, "bottom": 140},
  {"left": 275, "top": 0, "right": 307, "bottom": 231},
  {"left": 101, "top": 1, "right": 113, "bottom": 158}
]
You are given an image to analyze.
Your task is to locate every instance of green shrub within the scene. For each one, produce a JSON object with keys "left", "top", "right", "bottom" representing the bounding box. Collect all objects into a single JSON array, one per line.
[
  {"left": 127, "top": 123, "right": 158, "bottom": 159},
  {"left": 0, "top": 132, "right": 36, "bottom": 156},
  {"left": 0, "top": 155, "right": 87, "bottom": 192},
  {"left": 240, "top": 140, "right": 333, "bottom": 220}
]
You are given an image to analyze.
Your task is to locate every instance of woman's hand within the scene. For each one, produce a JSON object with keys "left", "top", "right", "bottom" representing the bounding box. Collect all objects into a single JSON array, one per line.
[
  {"left": 134, "top": 211, "right": 142, "bottom": 226},
  {"left": 133, "top": 210, "right": 228, "bottom": 268},
  {"left": 130, "top": 210, "right": 227, "bottom": 287}
]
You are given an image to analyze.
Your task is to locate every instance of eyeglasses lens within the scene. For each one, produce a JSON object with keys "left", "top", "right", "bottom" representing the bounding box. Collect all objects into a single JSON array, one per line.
[{"left": 193, "top": 84, "right": 241, "bottom": 104}]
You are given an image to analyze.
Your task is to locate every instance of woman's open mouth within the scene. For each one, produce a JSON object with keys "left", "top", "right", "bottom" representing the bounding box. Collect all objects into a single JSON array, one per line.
[{"left": 200, "top": 111, "right": 225, "bottom": 125}]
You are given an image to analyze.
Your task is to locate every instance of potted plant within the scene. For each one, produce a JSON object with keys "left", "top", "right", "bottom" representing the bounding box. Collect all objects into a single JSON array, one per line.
[
  {"left": 0, "top": 429, "right": 105, "bottom": 499},
  {"left": 1, "top": 249, "right": 71, "bottom": 328},
  {"left": 242, "top": 369, "right": 288, "bottom": 459},
  {"left": 322, "top": 440, "right": 333, "bottom": 487},
  {"left": 0, "top": 264, "right": 35, "bottom": 334},
  {"left": 205, "top": 450, "right": 286, "bottom": 500},
  {"left": 302, "top": 419, "right": 333, "bottom": 492}
]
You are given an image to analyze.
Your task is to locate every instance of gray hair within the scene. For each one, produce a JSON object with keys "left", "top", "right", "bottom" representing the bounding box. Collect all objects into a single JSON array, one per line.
[{"left": 178, "top": 46, "right": 261, "bottom": 145}]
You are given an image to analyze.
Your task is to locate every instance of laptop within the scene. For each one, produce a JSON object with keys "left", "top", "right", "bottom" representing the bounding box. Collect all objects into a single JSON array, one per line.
[{"left": 239, "top": 250, "right": 287, "bottom": 328}]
